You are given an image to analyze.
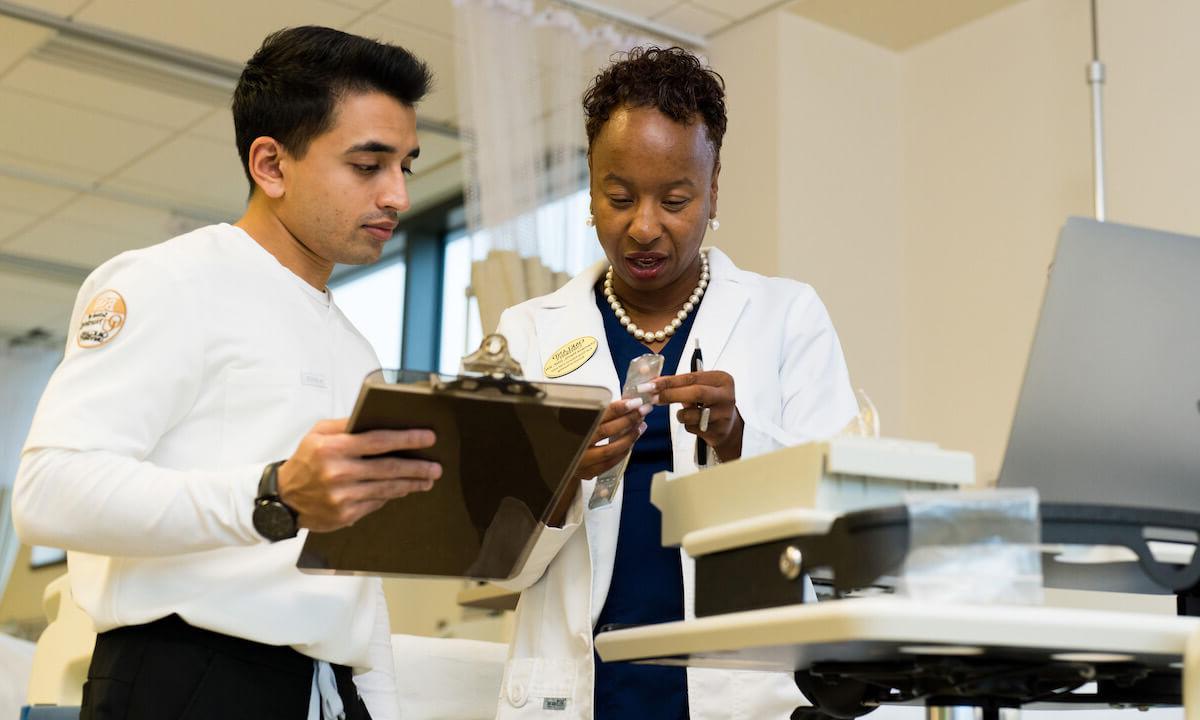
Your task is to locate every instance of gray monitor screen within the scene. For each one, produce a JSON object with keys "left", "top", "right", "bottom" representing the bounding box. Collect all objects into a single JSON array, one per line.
[{"left": 998, "top": 218, "right": 1200, "bottom": 592}]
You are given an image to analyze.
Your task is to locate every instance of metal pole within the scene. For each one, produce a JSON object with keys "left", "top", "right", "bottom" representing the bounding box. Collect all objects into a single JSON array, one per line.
[
  {"left": 1087, "top": 0, "right": 1107, "bottom": 222},
  {"left": 925, "top": 708, "right": 1020, "bottom": 720},
  {"left": 926, "top": 707, "right": 977, "bottom": 720}
]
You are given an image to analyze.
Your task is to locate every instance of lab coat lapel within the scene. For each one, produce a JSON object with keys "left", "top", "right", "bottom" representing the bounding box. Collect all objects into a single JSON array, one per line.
[
  {"left": 530, "top": 260, "right": 619, "bottom": 397},
  {"left": 682, "top": 247, "right": 749, "bottom": 373},
  {"left": 529, "top": 261, "right": 625, "bottom": 626}
]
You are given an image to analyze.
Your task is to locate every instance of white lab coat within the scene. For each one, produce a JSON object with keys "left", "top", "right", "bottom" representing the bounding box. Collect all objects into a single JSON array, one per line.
[{"left": 493, "top": 247, "right": 858, "bottom": 720}]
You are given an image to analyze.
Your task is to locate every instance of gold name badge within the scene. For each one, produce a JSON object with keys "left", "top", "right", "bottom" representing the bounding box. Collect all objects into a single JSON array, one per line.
[{"left": 544, "top": 336, "right": 598, "bottom": 378}]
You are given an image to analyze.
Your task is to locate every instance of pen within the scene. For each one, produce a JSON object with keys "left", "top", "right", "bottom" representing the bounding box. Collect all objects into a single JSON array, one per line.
[{"left": 690, "top": 343, "right": 709, "bottom": 466}]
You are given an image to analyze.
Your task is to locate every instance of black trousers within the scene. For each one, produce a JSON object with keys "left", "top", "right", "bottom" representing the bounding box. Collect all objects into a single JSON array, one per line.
[{"left": 81, "top": 614, "right": 372, "bottom": 720}]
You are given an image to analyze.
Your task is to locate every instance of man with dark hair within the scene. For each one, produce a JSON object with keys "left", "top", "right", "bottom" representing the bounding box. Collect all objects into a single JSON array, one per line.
[{"left": 14, "top": 26, "right": 438, "bottom": 719}]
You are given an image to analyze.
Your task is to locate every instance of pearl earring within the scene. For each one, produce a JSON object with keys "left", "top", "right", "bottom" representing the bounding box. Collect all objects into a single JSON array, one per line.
[
  {"left": 585, "top": 214, "right": 595, "bottom": 227},
  {"left": 709, "top": 218, "right": 720, "bottom": 231}
]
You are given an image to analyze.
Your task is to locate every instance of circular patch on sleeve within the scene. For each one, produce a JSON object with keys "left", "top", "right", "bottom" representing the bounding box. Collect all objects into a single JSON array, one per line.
[{"left": 77, "top": 289, "right": 127, "bottom": 348}]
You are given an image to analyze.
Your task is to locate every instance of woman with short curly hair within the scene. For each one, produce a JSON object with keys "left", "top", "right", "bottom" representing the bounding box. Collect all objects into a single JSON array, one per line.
[{"left": 494, "top": 46, "right": 857, "bottom": 719}]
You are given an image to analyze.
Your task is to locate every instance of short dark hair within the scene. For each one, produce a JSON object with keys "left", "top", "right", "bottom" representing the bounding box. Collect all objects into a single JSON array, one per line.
[
  {"left": 583, "top": 46, "right": 726, "bottom": 159},
  {"left": 233, "top": 26, "right": 433, "bottom": 192}
]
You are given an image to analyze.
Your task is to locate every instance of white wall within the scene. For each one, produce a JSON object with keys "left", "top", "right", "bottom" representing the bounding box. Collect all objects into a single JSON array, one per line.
[
  {"left": 711, "top": 12, "right": 905, "bottom": 437},
  {"left": 705, "top": 13, "right": 780, "bottom": 276},
  {"left": 712, "top": 0, "right": 1200, "bottom": 483},
  {"left": 899, "top": 0, "right": 1093, "bottom": 481}
]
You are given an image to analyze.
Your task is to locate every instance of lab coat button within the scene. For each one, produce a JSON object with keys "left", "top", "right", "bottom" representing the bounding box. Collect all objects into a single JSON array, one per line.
[{"left": 509, "top": 682, "right": 528, "bottom": 707}]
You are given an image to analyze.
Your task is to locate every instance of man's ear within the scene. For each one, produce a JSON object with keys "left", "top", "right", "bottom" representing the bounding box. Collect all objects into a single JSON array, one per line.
[{"left": 246, "top": 137, "right": 288, "bottom": 199}]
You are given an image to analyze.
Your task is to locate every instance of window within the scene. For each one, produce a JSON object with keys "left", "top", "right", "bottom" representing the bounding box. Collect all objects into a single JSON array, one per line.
[
  {"left": 439, "top": 228, "right": 483, "bottom": 375},
  {"left": 332, "top": 253, "right": 406, "bottom": 369},
  {"left": 331, "top": 189, "right": 595, "bottom": 375}
]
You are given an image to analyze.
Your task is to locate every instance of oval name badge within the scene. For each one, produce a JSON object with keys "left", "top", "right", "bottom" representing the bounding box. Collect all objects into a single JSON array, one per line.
[{"left": 544, "top": 336, "right": 598, "bottom": 378}]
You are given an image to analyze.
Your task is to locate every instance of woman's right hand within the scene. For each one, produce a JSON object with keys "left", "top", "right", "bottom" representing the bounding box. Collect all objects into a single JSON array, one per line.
[{"left": 572, "top": 397, "right": 651, "bottom": 482}]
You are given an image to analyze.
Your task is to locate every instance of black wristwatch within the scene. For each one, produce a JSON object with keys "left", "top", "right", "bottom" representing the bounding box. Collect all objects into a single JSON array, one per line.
[{"left": 252, "top": 460, "right": 299, "bottom": 542}]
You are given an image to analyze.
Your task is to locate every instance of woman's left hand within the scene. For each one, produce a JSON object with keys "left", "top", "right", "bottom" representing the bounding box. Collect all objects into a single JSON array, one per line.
[{"left": 647, "top": 371, "right": 744, "bottom": 461}]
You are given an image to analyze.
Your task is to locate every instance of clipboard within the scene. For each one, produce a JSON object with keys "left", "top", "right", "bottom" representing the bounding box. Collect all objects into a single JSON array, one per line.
[{"left": 297, "top": 335, "right": 610, "bottom": 581}]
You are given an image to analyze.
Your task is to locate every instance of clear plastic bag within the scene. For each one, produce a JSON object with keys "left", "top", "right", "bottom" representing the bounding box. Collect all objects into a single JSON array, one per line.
[
  {"left": 900, "top": 488, "right": 1043, "bottom": 605},
  {"left": 589, "top": 353, "right": 663, "bottom": 509}
]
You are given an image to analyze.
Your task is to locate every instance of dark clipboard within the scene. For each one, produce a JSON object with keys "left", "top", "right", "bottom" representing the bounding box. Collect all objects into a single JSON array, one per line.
[{"left": 296, "top": 348, "right": 610, "bottom": 582}]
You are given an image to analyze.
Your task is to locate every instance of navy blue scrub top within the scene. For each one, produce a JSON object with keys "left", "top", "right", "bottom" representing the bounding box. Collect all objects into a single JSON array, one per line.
[{"left": 592, "top": 279, "right": 700, "bottom": 720}]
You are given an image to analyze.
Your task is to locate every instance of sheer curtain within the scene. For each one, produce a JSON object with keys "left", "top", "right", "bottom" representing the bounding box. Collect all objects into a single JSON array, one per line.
[
  {"left": 0, "top": 340, "right": 61, "bottom": 605},
  {"left": 453, "top": 0, "right": 654, "bottom": 334}
]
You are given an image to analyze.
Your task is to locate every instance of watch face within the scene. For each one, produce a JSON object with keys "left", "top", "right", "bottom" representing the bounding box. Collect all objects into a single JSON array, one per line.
[{"left": 253, "top": 500, "right": 297, "bottom": 541}]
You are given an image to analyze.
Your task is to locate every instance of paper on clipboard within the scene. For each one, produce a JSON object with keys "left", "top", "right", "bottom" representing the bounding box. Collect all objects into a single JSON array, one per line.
[{"left": 297, "top": 336, "right": 610, "bottom": 581}]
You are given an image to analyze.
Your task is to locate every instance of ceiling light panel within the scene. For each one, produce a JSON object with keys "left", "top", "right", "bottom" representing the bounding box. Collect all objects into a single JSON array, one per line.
[
  {"left": 11, "top": 0, "right": 92, "bottom": 18},
  {"left": 32, "top": 33, "right": 233, "bottom": 106},
  {"left": 3, "top": 58, "right": 215, "bottom": 129}
]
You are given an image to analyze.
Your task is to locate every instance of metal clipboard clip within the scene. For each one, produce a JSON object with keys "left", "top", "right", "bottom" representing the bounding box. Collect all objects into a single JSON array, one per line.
[{"left": 430, "top": 334, "right": 546, "bottom": 399}]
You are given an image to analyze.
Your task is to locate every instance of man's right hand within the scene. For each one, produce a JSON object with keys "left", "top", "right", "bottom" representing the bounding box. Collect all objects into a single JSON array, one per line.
[
  {"left": 277, "top": 418, "right": 442, "bottom": 532},
  {"left": 571, "top": 397, "right": 651, "bottom": 482}
]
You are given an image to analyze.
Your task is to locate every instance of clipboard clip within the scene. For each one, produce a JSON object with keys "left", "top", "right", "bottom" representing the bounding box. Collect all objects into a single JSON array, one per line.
[{"left": 432, "top": 334, "right": 546, "bottom": 399}]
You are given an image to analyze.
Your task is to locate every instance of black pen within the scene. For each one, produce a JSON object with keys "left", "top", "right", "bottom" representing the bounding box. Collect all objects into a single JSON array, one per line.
[{"left": 690, "top": 343, "right": 708, "bottom": 466}]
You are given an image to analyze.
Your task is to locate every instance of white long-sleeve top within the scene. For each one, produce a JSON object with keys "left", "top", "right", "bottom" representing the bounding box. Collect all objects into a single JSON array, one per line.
[{"left": 13, "top": 223, "right": 397, "bottom": 718}]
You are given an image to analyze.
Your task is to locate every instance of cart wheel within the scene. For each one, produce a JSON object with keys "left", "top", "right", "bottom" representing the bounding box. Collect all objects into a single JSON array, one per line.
[{"left": 793, "top": 671, "right": 880, "bottom": 719}]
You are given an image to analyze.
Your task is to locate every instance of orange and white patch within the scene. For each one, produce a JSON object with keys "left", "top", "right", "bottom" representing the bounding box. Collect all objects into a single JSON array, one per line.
[{"left": 77, "top": 289, "right": 126, "bottom": 348}]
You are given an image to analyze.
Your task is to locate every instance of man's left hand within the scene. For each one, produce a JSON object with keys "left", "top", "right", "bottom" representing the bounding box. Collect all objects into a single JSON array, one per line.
[{"left": 649, "top": 371, "right": 744, "bottom": 461}]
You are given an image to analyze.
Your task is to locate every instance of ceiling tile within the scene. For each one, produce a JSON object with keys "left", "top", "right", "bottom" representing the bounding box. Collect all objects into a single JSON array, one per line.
[
  {"left": 16, "top": 0, "right": 93, "bottom": 17},
  {"left": 652, "top": 3, "right": 733, "bottom": 36},
  {"left": 0, "top": 174, "right": 76, "bottom": 215},
  {"left": 376, "top": 0, "right": 456, "bottom": 39},
  {"left": 107, "top": 135, "right": 246, "bottom": 215},
  {"left": 588, "top": 0, "right": 678, "bottom": 18},
  {"left": 0, "top": 270, "right": 79, "bottom": 337},
  {"left": 785, "top": 0, "right": 1027, "bottom": 51},
  {"left": 690, "top": 0, "right": 777, "bottom": 21},
  {"left": 55, "top": 195, "right": 174, "bottom": 240},
  {"left": 4, "top": 214, "right": 161, "bottom": 268},
  {"left": 414, "top": 132, "right": 459, "bottom": 170},
  {"left": 0, "top": 88, "right": 172, "bottom": 176},
  {"left": 188, "top": 108, "right": 236, "bottom": 145},
  {"left": 0, "top": 149, "right": 104, "bottom": 191},
  {"left": 0, "top": 16, "right": 53, "bottom": 76},
  {"left": 323, "top": 0, "right": 380, "bottom": 8},
  {"left": 2, "top": 58, "right": 215, "bottom": 131},
  {"left": 0, "top": 206, "right": 42, "bottom": 242},
  {"left": 344, "top": 14, "right": 459, "bottom": 124},
  {"left": 74, "top": 0, "right": 363, "bottom": 65}
]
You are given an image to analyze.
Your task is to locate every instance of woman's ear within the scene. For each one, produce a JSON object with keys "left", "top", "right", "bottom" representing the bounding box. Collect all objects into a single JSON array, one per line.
[
  {"left": 246, "top": 137, "right": 287, "bottom": 199},
  {"left": 709, "top": 159, "right": 721, "bottom": 217}
]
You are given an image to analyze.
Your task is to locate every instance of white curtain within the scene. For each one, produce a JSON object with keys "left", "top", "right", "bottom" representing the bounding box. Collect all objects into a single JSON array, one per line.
[
  {"left": 453, "top": 0, "right": 656, "bottom": 333},
  {"left": 0, "top": 340, "right": 61, "bottom": 606}
]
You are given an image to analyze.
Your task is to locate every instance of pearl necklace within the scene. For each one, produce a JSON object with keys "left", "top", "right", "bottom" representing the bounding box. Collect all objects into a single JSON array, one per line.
[{"left": 603, "top": 251, "right": 709, "bottom": 343}]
